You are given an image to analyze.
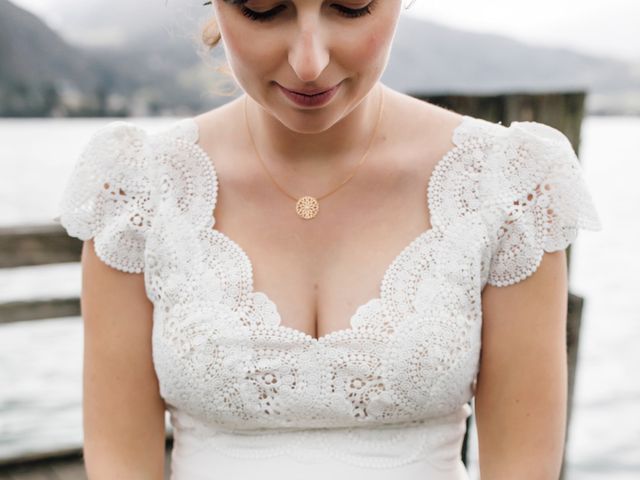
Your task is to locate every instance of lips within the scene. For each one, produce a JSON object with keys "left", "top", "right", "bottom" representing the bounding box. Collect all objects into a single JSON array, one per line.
[
  {"left": 281, "top": 83, "right": 339, "bottom": 96},
  {"left": 277, "top": 81, "right": 342, "bottom": 108}
]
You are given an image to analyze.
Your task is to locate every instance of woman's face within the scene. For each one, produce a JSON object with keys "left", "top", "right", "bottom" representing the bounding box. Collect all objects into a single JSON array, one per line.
[{"left": 212, "top": 0, "right": 403, "bottom": 133}]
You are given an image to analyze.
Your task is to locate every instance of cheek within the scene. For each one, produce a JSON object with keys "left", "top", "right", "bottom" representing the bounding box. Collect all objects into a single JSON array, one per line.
[
  {"left": 344, "top": 22, "right": 396, "bottom": 70},
  {"left": 217, "top": 19, "right": 277, "bottom": 77}
]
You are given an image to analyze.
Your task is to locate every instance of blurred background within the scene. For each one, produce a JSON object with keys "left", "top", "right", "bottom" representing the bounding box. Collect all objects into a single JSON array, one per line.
[{"left": 0, "top": 0, "right": 638, "bottom": 478}]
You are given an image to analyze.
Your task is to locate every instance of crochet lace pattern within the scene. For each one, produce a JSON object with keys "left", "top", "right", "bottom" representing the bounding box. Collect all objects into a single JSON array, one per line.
[{"left": 55, "top": 114, "right": 602, "bottom": 469}]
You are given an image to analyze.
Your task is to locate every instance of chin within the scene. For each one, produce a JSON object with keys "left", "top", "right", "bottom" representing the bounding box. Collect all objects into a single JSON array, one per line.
[
  {"left": 249, "top": 82, "right": 352, "bottom": 130},
  {"left": 286, "top": 110, "right": 344, "bottom": 134}
]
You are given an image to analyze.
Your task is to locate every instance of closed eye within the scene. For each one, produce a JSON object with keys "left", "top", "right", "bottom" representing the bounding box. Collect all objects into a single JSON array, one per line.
[
  {"left": 235, "top": 2, "right": 377, "bottom": 23},
  {"left": 333, "top": 3, "right": 376, "bottom": 18},
  {"left": 239, "top": 4, "right": 285, "bottom": 22}
]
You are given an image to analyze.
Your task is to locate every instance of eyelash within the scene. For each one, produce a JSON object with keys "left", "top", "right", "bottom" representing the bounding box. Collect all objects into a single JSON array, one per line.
[{"left": 239, "top": 2, "right": 376, "bottom": 23}]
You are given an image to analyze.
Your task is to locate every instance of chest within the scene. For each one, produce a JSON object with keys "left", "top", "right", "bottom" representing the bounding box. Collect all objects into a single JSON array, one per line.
[
  {"left": 189, "top": 131, "right": 465, "bottom": 342},
  {"left": 213, "top": 176, "right": 436, "bottom": 342},
  {"left": 148, "top": 206, "right": 487, "bottom": 430},
  {"left": 144, "top": 114, "right": 495, "bottom": 430}
]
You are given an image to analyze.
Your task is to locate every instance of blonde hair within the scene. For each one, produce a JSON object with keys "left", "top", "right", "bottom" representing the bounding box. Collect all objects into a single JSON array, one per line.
[
  {"left": 197, "top": 15, "right": 238, "bottom": 97},
  {"left": 201, "top": 15, "right": 222, "bottom": 50}
]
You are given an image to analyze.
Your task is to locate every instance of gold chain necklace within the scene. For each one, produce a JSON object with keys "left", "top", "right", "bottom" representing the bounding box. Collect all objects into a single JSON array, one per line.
[{"left": 243, "top": 83, "right": 385, "bottom": 220}]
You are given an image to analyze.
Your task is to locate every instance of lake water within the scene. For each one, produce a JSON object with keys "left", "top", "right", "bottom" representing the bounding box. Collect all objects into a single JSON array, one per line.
[{"left": 0, "top": 115, "right": 638, "bottom": 477}]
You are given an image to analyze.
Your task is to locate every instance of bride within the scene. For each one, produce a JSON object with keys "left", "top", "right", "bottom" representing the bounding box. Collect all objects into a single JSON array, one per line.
[{"left": 56, "top": 0, "right": 602, "bottom": 478}]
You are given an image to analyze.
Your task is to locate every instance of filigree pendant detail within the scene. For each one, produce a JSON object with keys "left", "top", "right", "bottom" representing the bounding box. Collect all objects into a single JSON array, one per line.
[{"left": 295, "top": 196, "right": 319, "bottom": 219}]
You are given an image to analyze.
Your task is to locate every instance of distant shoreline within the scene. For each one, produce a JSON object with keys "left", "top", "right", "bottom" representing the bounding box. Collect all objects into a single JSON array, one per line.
[{"left": 1, "top": 110, "right": 639, "bottom": 119}]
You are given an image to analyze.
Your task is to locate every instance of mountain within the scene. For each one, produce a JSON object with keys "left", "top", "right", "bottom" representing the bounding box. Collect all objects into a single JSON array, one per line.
[
  {"left": 1, "top": 0, "right": 639, "bottom": 116},
  {"left": 0, "top": 0, "right": 224, "bottom": 116},
  {"left": 388, "top": 17, "right": 639, "bottom": 95},
  {"left": 0, "top": 0, "right": 107, "bottom": 115},
  {"left": 385, "top": 16, "right": 640, "bottom": 115}
]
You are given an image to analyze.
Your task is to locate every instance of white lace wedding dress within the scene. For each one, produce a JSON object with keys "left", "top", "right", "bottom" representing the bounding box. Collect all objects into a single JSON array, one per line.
[{"left": 54, "top": 113, "right": 602, "bottom": 479}]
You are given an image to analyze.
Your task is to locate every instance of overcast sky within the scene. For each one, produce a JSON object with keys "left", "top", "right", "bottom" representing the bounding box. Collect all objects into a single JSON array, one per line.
[
  {"left": 12, "top": 0, "right": 640, "bottom": 63},
  {"left": 409, "top": 0, "right": 639, "bottom": 62}
]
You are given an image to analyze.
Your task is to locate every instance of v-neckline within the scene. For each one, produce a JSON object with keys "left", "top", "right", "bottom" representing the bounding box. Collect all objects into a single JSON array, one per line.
[{"left": 180, "top": 114, "right": 474, "bottom": 343}]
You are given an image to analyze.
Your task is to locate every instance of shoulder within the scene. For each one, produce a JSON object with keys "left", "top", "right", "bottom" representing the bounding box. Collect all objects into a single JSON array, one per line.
[
  {"left": 54, "top": 118, "right": 194, "bottom": 273},
  {"left": 190, "top": 98, "right": 246, "bottom": 164},
  {"left": 82, "top": 117, "right": 201, "bottom": 155},
  {"left": 379, "top": 88, "right": 471, "bottom": 185},
  {"left": 403, "top": 110, "right": 603, "bottom": 288},
  {"left": 470, "top": 118, "right": 603, "bottom": 287},
  {"left": 79, "top": 120, "right": 149, "bottom": 165},
  {"left": 471, "top": 118, "right": 599, "bottom": 221},
  {"left": 62, "top": 120, "right": 155, "bottom": 203},
  {"left": 432, "top": 112, "right": 595, "bottom": 202},
  {"left": 384, "top": 87, "right": 467, "bottom": 138}
]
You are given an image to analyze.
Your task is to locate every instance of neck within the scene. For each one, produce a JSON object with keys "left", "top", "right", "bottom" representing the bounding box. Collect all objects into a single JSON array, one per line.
[{"left": 245, "top": 83, "right": 383, "bottom": 173}]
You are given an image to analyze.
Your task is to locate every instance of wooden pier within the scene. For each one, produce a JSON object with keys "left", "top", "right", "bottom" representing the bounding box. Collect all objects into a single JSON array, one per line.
[{"left": 0, "top": 440, "right": 173, "bottom": 479}]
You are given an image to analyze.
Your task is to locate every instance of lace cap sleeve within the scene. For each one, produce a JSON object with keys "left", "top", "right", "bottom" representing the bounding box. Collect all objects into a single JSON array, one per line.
[
  {"left": 486, "top": 120, "right": 603, "bottom": 287},
  {"left": 54, "top": 121, "right": 155, "bottom": 273}
]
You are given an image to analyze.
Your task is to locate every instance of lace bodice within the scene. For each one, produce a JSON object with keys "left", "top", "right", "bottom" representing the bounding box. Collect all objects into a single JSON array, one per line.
[{"left": 55, "top": 114, "right": 602, "bottom": 477}]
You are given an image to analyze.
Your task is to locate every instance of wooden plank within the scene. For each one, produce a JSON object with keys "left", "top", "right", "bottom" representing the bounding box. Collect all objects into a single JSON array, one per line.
[
  {"left": 49, "top": 460, "right": 88, "bottom": 480},
  {"left": 0, "top": 444, "right": 173, "bottom": 479},
  {"left": 6, "top": 465, "right": 54, "bottom": 480},
  {"left": 0, "top": 298, "right": 80, "bottom": 325},
  {"left": 0, "top": 224, "right": 81, "bottom": 269}
]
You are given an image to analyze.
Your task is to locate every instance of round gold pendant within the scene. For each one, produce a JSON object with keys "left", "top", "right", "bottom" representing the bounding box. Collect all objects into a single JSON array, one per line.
[{"left": 295, "top": 196, "right": 319, "bottom": 219}]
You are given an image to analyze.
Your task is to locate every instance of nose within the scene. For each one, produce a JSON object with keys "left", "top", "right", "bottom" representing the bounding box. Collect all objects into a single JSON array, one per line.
[{"left": 287, "top": 22, "right": 330, "bottom": 82}]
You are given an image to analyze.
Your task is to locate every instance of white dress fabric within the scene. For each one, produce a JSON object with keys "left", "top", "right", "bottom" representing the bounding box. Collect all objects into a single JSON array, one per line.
[{"left": 55, "top": 113, "right": 603, "bottom": 479}]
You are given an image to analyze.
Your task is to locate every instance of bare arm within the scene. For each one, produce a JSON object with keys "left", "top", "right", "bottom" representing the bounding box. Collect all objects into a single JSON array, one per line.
[
  {"left": 81, "top": 239, "right": 166, "bottom": 479},
  {"left": 476, "top": 249, "right": 569, "bottom": 479}
]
